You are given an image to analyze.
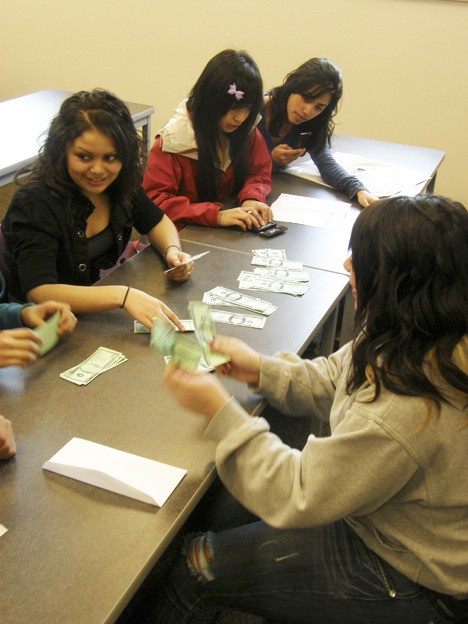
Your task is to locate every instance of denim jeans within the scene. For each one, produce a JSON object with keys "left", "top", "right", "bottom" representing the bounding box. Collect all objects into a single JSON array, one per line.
[{"left": 147, "top": 485, "right": 462, "bottom": 624}]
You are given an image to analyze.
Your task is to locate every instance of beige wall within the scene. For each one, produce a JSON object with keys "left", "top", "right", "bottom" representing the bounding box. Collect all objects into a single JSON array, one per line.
[{"left": 1, "top": 0, "right": 467, "bottom": 204}]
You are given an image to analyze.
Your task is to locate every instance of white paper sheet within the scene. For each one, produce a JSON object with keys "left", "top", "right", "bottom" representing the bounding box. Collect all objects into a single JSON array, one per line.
[
  {"left": 43, "top": 437, "right": 187, "bottom": 506},
  {"left": 284, "top": 152, "right": 429, "bottom": 197},
  {"left": 271, "top": 193, "right": 351, "bottom": 229},
  {"left": 0, "top": 524, "right": 8, "bottom": 537}
]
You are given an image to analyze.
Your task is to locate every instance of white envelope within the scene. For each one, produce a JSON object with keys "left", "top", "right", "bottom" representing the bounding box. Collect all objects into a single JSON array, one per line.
[{"left": 43, "top": 437, "right": 187, "bottom": 506}]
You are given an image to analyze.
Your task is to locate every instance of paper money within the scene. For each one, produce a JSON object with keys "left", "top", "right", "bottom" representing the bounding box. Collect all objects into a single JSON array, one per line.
[
  {"left": 237, "top": 272, "right": 309, "bottom": 296},
  {"left": 189, "top": 301, "right": 231, "bottom": 367},
  {"left": 164, "top": 355, "right": 215, "bottom": 374},
  {"left": 60, "top": 347, "right": 127, "bottom": 385},
  {"left": 151, "top": 315, "right": 229, "bottom": 371},
  {"left": 34, "top": 311, "right": 60, "bottom": 356},
  {"left": 251, "top": 256, "right": 303, "bottom": 271},
  {"left": 209, "top": 309, "right": 266, "bottom": 329},
  {"left": 202, "top": 292, "right": 235, "bottom": 307},
  {"left": 252, "top": 249, "right": 287, "bottom": 260},
  {"left": 206, "top": 287, "right": 278, "bottom": 315},
  {"left": 134, "top": 319, "right": 194, "bottom": 333},
  {"left": 252, "top": 267, "right": 309, "bottom": 282},
  {"left": 151, "top": 319, "right": 203, "bottom": 371}
]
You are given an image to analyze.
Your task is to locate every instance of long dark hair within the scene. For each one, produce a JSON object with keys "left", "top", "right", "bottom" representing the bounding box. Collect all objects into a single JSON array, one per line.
[
  {"left": 186, "top": 49, "right": 263, "bottom": 201},
  {"left": 268, "top": 58, "right": 343, "bottom": 153},
  {"left": 19, "top": 89, "right": 144, "bottom": 226},
  {"left": 347, "top": 195, "right": 468, "bottom": 408}
]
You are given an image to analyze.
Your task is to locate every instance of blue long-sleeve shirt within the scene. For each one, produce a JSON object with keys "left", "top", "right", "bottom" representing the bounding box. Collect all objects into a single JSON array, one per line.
[
  {"left": 257, "top": 114, "right": 366, "bottom": 200},
  {"left": 0, "top": 271, "right": 30, "bottom": 329}
]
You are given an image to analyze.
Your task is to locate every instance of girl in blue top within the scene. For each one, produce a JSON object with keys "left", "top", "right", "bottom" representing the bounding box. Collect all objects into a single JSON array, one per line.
[{"left": 258, "top": 57, "right": 378, "bottom": 208}]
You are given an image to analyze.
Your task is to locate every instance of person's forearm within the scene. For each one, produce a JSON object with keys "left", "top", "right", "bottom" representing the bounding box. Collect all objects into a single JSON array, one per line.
[
  {"left": 147, "top": 215, "right": 182, "bottom": 258},
  {"left": 28, "top": 284, "right": 129, "bottom": 313}
]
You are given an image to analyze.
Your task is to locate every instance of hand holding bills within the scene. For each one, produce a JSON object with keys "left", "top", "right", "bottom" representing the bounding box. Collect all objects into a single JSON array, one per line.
[{"left": 151, "top": 302, "right": 230, "bottom": 371}]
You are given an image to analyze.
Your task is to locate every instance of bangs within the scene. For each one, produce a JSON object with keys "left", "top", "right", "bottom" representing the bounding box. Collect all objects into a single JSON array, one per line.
[{"left": 297, "top": 82, "right": 335, "bottom": 99}]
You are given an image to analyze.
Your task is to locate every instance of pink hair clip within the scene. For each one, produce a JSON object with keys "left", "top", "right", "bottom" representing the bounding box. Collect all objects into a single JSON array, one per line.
[{"left": 227, "top": 83, "right": 244, "bottom": 101}]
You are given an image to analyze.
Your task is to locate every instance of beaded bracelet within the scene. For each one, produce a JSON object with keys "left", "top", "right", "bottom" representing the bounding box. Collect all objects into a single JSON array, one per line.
[
  {"left": 163, "top": 244, "right": 181, "bottom": 260},
  {"left": 120, "top": 286, "right": 131, "bottom": 309}
]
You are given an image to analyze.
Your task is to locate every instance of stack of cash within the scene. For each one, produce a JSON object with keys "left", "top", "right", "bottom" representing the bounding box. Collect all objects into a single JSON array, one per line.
[
  {"left": 203, "top": 286, "right": 278, "bottom": 315},
  {"left": 234, "top": 248, "right": 310, "bottom": 296},
  {"left": 237, "top": 271, "right": 309, "bottom": 296},
  {"left": 60, "top": 347, "right": 127, "bottom": 385}
]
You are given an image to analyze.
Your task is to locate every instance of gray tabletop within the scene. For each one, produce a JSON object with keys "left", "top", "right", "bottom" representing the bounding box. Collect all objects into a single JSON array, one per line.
[
  {"left": 0, "top": 241, "right": 348, "bottom": 624},
  {"left": 181, "top": 135, "right": 445, "bottom": 276}
]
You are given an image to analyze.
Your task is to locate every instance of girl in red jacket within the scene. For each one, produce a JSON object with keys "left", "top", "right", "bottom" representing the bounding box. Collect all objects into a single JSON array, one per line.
[{"left": 143, "top": 49, "right": 273, "bottom": 231}]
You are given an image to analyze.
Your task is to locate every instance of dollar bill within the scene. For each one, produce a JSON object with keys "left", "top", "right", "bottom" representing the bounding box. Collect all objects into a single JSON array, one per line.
[
  {"left": 202, "top": 292, "right": 235, "bottom": 307},
  {"left": 189, "top": 301, "right": 230, "bottom": 367},
  {"left": 60, "top": 347, "right": 127, "bottom": 385},
  {"left": 134, "top": 319, "right": 194, "bottom": 334},
  {"left": 206, "top": 286, "right": 278, "bottom": 315},
  {"left": 251, "top": 256, "right": 303, "bottom": 271},
  {"left": 34, "top": 311, "right": 60, "bottom": 356},
  {"left": 151, "top": 319, "right": 203, "bottom": 371},
  {"left": 151, "top": 316, "right": 229, "bottom": 371},
  {"left": 209, "top": 309, "right": 266, "bottom": 329},
  {"left": 252, "top": 248, "right": 287, "bottom": 260},
  {"left": 164, "top": 355, "right": 215, "bottom": 374},
  {"left": 237, "top": 272, "right": 309, "bottom": 296},
  {"left": 252, "top": 267, "right": 309, "bottom": 282}
]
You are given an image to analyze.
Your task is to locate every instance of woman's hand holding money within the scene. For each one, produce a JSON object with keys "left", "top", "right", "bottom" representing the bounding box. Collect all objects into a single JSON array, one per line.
[
  {"left": 211, "top": 336, "right": 261, "bottom": 386},
  {"left": 163, "top": 361, "right": 231, "bottom": 419}
]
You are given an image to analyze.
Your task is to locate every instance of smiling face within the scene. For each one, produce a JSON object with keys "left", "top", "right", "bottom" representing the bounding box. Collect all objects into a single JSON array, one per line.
[
  {"left": 286, "top": 90, "right": 332, "bottom": 125},
  {"left": 66, "top": 128, "right": 122, "bottom": 199},
  {"left": 219, "top": 106, "right": 251, "bottom": 134}
]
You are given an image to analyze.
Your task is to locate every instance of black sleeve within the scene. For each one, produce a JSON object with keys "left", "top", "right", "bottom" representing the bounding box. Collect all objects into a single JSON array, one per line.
[{"left": 132, "top": 187, "right": 165, "bottom": 235}]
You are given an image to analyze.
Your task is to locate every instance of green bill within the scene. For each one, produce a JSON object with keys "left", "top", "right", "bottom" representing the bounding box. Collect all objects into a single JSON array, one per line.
[
  {"left": 33, "top": 311, "right": 60, "bottom": 356},
  {"left": 172, "top": 335, "right": 204, "bottom": 371},
  {"left": 189, "top": 301, "right": 230, "bottom": 367},
  {"left": 150, "top": 319, "right": 175, "bottom": 356},
  {"left": 151, "top": 318, "right": 205, "bottom": 371}
]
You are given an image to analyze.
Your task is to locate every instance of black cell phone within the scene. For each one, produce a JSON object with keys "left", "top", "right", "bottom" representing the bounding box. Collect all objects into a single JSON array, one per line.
[
  {"left": 296, "top": 131, "right": 311, "bottom": 149},
  {"left": 258, "top": 225, "right": 288, "bottom": 238},
  {"left": 251, "top": 221, "right": 278, "bottom": 234}
]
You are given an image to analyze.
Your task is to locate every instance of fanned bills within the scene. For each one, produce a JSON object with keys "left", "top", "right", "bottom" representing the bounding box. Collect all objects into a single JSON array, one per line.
[{"left": 151, "top": 302, "right": 230, "bottom": 371}]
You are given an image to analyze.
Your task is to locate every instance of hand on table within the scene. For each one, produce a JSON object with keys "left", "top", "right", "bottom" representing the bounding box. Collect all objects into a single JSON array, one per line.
[
  {"left": 21, "top": 301, "right": 77, "bottom": 335},
  {"left": 0, "top": 415, "right": 16, "bottom": 459},
  {"left": 356, "top": 190, "right": 379, "bottom": 208},
  {"left": 217, "top": 202, "right": 273, "bottom": 231},
  {"left": 272, "top": 144, "right": 305, "bottom": 167},
  {"left": 122, "top": 287, "right": 184, "bottom": 331}
]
